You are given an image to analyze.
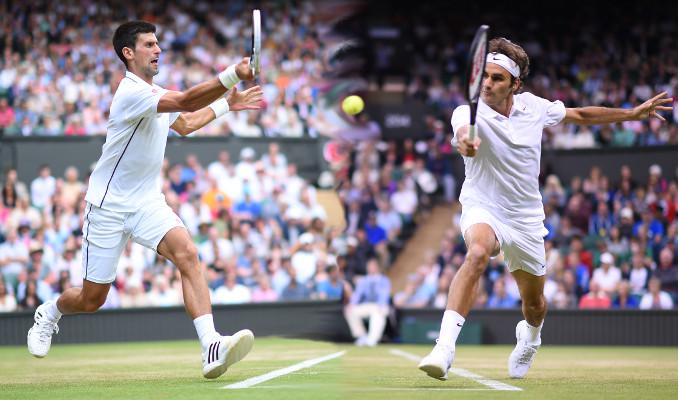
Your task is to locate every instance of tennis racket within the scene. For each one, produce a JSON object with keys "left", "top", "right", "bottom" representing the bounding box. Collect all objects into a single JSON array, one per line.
[
  {"left": 249, "top": 9, "right": 261, "bottom": 78},
  {"left": 464, "top": 25, "right": 489, "bottom": 141}
]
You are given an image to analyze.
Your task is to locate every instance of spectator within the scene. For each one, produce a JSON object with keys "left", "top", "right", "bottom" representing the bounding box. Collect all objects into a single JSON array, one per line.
[
  {"left": 567, "top": 251, "right": 590, "bottom": 298},
  {"left": 213, "top": 271, "right": 251, "bottom": 305},
  {"left": 578, "top": 281, "right": 612, "bottom": 309},
  {"left": 315, "top": 263, "right": 351, "bottom": 302},
  {"left": 8, "top": 197, "right": 42, "bottom": 230},
  {"left": 0, "top": 276, "right": 17, "bottom": 312},
  {"left": 639, "top": 277, "right": 674, "bottom": 310},
  {"left": 0, "top": 98, "right": 15, "bottom": 132},
  {"left": 291, "top": 233, "right": 318, "bottom": 285},
  {"left": 654, "top": 247, "right": 678, "bottom": 297},
  {"left": 591, "top": 252, "right": 622, "bottom": 297},
  {"left": 251, "top": 275, "right": 278, "bottom": 303},
  {"left": 207, "top": 151, "right": 233, "bottom": 183},
  {"left": 394, "top": 265, "right": 437, "bottom": 308},
  {"left": 612, "top": 280, "right": 639, "bottom": 309},
  {"left": 280, "top": 267, "right": 312, "bottom": 301},
  {"left": 0, "top": 227, "right": 29, "bottom": 287},
  {"left": 19, "top": 279, "right": 42, "bottom": 310},
  {"left": 487, "top": 280, "right": 518, "bottom": 308},
  {"left": 30, "top": 165, "right": 56, "bottom": 211},
  {"left": 628, "top": 253, "right": 651, "bottom": 295},
  {"left": 201, "top": 177, "right": 232, "bottom": 219},
  {"left": 60, "top": 166, "right": 85, "bottom": 210},
  {"left": 147, "top": 275, "right": 181, "bottom": 307},
  {"left": 344, "top": 259, "right": 391, "bottom": 347},
  {"left": 390, "top": 179, "right": 418, "bottom": 225},
  {"left": 2, "top": 170, "right": 17, "bottom": 208},
  {"left": 363, "top": 212, "right": 389, "bottom": 268}
]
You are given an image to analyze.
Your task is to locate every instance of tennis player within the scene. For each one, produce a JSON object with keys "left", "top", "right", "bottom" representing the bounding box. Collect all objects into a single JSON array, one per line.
[
  {"left": 27, "top": 21, "right": 263, "bottom": 379},
  {"left": 419, "top": 37, "right": 673, "bottom": 379}
]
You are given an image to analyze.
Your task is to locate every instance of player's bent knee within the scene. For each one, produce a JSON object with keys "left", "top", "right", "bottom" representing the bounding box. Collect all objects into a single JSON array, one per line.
[
  {"left": 465, "top": 244, "right": 491, "bottom": 269},
  {"left": 525, "top": 297, "right": 547, "bottom": 314},
  {"left": 172, "top": 243, "right": 199, "bottom": 268}
]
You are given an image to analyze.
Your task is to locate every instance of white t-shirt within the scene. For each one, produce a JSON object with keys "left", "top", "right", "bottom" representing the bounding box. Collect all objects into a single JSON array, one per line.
[
  {"left": 451, "top": 93, "right": 566, "bottom": 228},
  {"left": 85, "top": 71, "right": 180, "bottom": 212},
  {"left": 30, "top": 176, "right": 56, "bottom": 209},
  {"left": 592, "top": 266, "right": 622, "bottom": 293},
  {"left": 213, "top": 284, "right": 252, "bottom": 304},
  {"left": 291, "top": 250, "right": 317, "bottom": 284}
]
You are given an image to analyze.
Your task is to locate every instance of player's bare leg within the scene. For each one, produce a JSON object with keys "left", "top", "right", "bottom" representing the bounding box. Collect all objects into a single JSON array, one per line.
[
  {"left": 508, "top": 270, "right": 546, "bottom": 378},
  {"left": 157, "top": 227, "right": 212, "bottom": 318},
  {"left": 419, "top": 223, "right": 499, "bottom": 379},
  {"left": 27, "top": 280, "right": 111, "bottom": 357},
  {"left": 58, "top": 280, "right": 112, "bottom": 313},
  {"left": 158, "top": 227, "right": 253, "bottom": 379}
]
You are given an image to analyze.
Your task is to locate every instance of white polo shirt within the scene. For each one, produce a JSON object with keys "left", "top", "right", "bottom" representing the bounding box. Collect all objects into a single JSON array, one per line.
[
  {"left": 86, "top": 71, "right": 180, "bottom": 212},
  {"left": 451, "top": 92, "right": 565, "bottom": 228}
]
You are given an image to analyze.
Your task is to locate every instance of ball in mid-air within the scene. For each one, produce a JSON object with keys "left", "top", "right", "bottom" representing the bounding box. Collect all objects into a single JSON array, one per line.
[{"left": 342, "top": 95, "right": 364, "bottom": 115}]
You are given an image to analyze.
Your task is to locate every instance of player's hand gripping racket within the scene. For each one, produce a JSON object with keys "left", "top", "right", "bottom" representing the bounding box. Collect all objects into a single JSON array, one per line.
[
  {"left": 464, "top": 25, "right": 489, "bottom": 142},
  {"left": 249, "top": 9, "right": 261, "bottom": 78}
]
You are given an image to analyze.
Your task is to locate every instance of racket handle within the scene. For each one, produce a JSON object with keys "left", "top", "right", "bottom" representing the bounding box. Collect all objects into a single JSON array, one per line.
[{"left": 468, "top": 124, "right": 477, "bottom": 142}]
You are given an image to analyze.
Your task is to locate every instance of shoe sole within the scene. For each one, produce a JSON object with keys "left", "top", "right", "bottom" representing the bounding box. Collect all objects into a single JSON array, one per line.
[
  {"left": 204, "top": 329, "right": 255, "bottom": 379},
  {"left": 418, "top": 363, "right": 448, "bottom": 380}
]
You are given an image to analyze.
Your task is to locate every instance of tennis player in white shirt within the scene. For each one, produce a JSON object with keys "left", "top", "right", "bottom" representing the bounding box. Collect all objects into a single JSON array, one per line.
[
  {"left": 419, "top": 37, "right": 673, "bottom": 380},
  {"left": 27, "top": 21, "right": 263, "bottom": 379}
]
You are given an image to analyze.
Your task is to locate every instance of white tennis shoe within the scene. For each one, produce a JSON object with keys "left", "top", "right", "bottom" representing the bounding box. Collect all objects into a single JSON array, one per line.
[
  {"left": 508, "top": 320, "right": 540, "bottom": 379},
  {"left": 418, "top": 341, "right": 455, "bottom": 380},
  {"left": 27, "top": 301, "right": 60, "bottom": 358},
  {"left": 202, "top": 329, "right": 254, "bottom": 379}
]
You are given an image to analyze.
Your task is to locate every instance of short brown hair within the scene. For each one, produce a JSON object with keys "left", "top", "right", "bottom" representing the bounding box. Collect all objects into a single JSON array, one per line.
[{"left": 488, "top": 37, "right": 530, "bottom": 92}]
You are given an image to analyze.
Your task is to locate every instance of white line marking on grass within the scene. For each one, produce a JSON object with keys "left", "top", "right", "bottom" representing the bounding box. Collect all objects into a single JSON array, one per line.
[
  {"left": 223, "top": 351, "right": 346, "bottom": 389},
  {"left": 389, "top": 349, "right": 522, "bottom": 392},
  {"left": 246, "top": 385, "right": 496, "bottom": 391}
]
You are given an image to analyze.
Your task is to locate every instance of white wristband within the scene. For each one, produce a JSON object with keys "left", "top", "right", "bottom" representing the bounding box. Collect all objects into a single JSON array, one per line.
[
  {"left": 208, "top": 98, "right": 229, "bottom": 118},
  {"left": 218, "top": 64, "right": 240, "bottom": 89}
]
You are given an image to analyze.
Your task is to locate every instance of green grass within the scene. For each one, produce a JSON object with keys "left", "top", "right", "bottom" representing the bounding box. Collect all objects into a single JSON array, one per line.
[{"left": 1, "top": 339, "right": 677, "bottom": 400}]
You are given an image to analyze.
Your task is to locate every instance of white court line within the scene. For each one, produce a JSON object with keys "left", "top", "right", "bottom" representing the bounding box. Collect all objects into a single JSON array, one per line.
[
  {"left": 389, "top": 349, "right": 522, "bottom": 392},
  {"left": 242, "top": 385, "right": 495, "bottom": 391},
  {"left": 223, "top": 351, "right": 346, "bottom": 389}
]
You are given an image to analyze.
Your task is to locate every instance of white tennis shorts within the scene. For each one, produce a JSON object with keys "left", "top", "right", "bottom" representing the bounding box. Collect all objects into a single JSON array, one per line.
[
  {"left": 460, "top": 206, "right": 548, "bottom": 276},
  {"left": 81, "top": 200, "right": 185, "bottom": 284}
]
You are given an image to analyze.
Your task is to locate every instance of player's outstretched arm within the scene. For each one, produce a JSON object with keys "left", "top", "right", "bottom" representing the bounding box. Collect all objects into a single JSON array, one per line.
[
  {"left": 158, "top": 58, "right": 255, "bottom": 114},
  {"left": 171, "top": 86, "right": 263, "bottom": 136},
  {"left": 563, "top": 91, "right": 673, "bottom": 125}
]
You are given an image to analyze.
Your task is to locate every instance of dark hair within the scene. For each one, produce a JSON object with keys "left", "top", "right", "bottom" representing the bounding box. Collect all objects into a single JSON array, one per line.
[
  {"left": 113, "top": 21, "right": 156, "bottom": 68},
  {"left": 488, "top": 37, "right": 530, "bottom": 92}
]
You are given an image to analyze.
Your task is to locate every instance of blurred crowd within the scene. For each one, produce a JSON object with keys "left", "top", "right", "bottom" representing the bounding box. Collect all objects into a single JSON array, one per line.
[
  {"left": 2, "top": 1, "right": 677, "bottom": 150},
  {"left": 394, "top": 163, "right": 678, "bottom": 310},
  {"left": 2, "top": 134, "right": 676, "bottom": 312},
  {"left": 0, "top": 138, "right": 442, "bottom": 312},
  {"left": 366, "top": 2, "right": 678, "bottom": 148},
  {"left": 0, "top": 0, "right": 327, "bottom": 138}
]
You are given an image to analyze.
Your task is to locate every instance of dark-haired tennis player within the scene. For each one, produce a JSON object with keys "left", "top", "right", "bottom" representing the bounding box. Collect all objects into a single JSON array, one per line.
[{"left": 28, "top": 21, "right": 263, "bottom": 379}]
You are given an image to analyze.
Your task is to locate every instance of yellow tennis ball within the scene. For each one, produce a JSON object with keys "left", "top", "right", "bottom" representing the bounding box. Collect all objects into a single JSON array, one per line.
[{"left": 342, "top": 95, "right": 364, "bottom": 115}]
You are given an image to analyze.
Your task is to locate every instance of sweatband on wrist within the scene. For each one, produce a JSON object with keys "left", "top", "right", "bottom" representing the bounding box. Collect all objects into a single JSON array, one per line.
[
  {"left": 208, "top": 98, "right": 229, "bottom": 118},
  {"left": 218, "top": 64, "right": 240, "bottom": 89}
]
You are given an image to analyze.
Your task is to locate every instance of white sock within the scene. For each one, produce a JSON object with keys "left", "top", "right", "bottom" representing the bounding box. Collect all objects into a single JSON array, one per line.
[
  {"left": 193, "top": 314, "right": 219, "bottom": 349},
  {"left": 438, "top": 310, "right": 465, "bottom": 348},
  {"left": 45, "top": 300, "right": 63, "bottom": 321},
  {"left": 525, "top": 321, "right": 543, "bottom": 345}
]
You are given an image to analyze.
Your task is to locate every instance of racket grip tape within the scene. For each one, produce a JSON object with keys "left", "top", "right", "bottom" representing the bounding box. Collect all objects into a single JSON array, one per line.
[{"left": 469, "top": 124, "right": 477, "bottom": 142}]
